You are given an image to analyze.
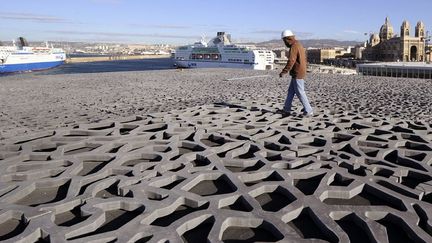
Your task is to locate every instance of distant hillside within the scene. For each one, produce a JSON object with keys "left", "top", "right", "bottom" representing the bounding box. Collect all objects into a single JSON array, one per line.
[{"left": 253, "top": 39, "right": 363, "bottom": 49}]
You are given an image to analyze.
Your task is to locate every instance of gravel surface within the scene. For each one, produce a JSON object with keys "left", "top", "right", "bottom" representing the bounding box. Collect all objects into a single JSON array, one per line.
[{"left": 1, "top": 68, "right": 431, "bottom": 140}]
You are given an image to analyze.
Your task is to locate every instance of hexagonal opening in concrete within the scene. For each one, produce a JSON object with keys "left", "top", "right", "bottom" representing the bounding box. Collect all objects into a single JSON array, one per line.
[
  {"left": 338, "top": 143, "right": 361, "bottom": 157},
  {"left": 332, "top": 213, "right": 375, "bottom": 243},
  {"left": 77, "top": 156, "right": 115, "bottom": 176},
  {"left": 121, "top": 153, "right": 162, "bottom": 167},
  {"left": 399, "top": 171, "right": 432, "bottom": 189},
  {"left": 263, "top": 142, "right": 289, "bottom": 152},
  {"left": 376, "top": 214, "right": 426, "bottom": 243},
  {"left": 149, "top": 175, "right": 186, "bottom": 190},
  {"left": 15, "top": 179, "right": 71, "bottom": 207},
  {"left": 224, "top": 160, "right": 265, "bottom": 173},
  {"left": 278, "top": 135, "right": 292, "bottom": 145},
  {"left": 181, "top": 216, "right": 215, "bottom": 243},
  {"left": 221, "top": 220, "right": 283, "bottom": 242},
  {"left": 178, "top": 141, "right": 206, "bottom": 155},
  {"left": 294, "top": 173, "right": 326, "bottom": 195},
  {"left": 328, "top": 173, "right": 354, "bottom": 187},
  {"left": 404, "top": 149, "right": 428, "bottom": 161},
  {"left": 323, "top": 184, "right": 407, "bottom": 211},
  {"left": 69, "top": 206, "right": 145, "bottom": 240},
  {"left": 85, "top": 122, "right": 115, "bottom": 131},
  {"left": 170, "top": 142, "right": 206, "bottom": 161},
  {"left": 32, "top": 142, "right": 59, "bottom": 152},
  {"left": 140, "top": 123, "right": 168, "bottom": 133},
  {"left": 332, "top": 133, "right": 355, "bottom": 143},
  {"left": 0, "top": 214, "right": 28, "bottom": 241},
  {"left": 63, "top": 143, "right": 102, "bottom": 155},
  {"left": 200, "top": 134, "right": 230, "bottom": 147},
  {"left": 251, "top": 186, "right": 296, "bottom": 212},
  {"left": 302, "top": 137, "right": 327, "bottom": 147},
  {"left": 145, "top": 191, "right": 168, "bottom": 201},
  {"left": 119, "top": 124, "right": 139, "bottom": 135},
  {"left": 219, "top": 195, "right": 253, "bottom": 212},
  {"left": 54, "top": 204, "right": 91, "bottom": 227},
  {"left": 188, "top": 174, "right": 237, "bottom": 196},
  {"left": 339, "top": 162, "right": 368, "bottom": 177},
  {"left": 243, "top": 171, "right": 284, "bottom": 187},
  {"left": 150, "top": 203, "right": 209, "bottom": 227},
  {"left": 234, "top": 145, "right": 260, "bottom": 159},
  {"left": 95, "top": 180, "right": 133, "bottom": 198},
  {"left": 287, "top": 207, "right": 338, "bottom": 242},
  {"left": 373, "top": 167, "right": 394, "bottom": 178},
  {"left": 384, "top": 150, "right": 427, "bottom": 171},
  {"left": 190, "top": 154, "right": 211, "bottom": 167}
]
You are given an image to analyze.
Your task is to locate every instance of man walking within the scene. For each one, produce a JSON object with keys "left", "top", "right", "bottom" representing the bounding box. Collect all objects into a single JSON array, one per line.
[{"left": 279, "top": 29, "right": 313, "bottom": 116}]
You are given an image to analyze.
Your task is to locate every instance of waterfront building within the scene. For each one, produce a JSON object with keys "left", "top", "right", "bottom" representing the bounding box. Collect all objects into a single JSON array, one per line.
[
  {"left": 272, "top": 49, "right": 287, "bottom": 59},
  {"left": 307, "top": 47, "right": 352, "bottom": 64}
]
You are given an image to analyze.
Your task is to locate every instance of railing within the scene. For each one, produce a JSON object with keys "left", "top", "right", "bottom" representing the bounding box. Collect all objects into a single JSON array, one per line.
[{"left": 357, "top": 64, "right": 432, "bottom": 79}]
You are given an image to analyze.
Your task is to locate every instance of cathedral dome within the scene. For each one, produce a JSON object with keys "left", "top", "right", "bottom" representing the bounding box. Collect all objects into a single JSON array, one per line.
[
  {"left": 370, "top": 33, "right": 380, "bottom": 46},
  {"left": 379, "top": 17, "right": 394, "bottom": 40}
]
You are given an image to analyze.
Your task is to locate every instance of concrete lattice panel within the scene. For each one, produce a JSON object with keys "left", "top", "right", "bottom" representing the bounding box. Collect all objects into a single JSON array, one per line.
[{"left": 0, "top": 100, "right": 432, "bottom": 242}]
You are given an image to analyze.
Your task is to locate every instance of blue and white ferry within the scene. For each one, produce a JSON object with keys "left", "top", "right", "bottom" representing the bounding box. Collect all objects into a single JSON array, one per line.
[{"left": 0, "top": 38, "right": 66, "bottom": 73}]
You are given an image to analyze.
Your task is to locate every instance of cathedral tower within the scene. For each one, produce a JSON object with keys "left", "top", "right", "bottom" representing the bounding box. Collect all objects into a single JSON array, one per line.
[
  {"left": 415, "top": 21, "right": 425, "bottom": 38},
  {"left": 401, "top": 20, "right": 410, "bottom": 38}
]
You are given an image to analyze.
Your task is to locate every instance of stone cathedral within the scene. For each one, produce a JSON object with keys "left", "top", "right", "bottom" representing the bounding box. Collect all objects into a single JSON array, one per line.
[{"left": 363, "top": 17, "right": 426, "bottom": 62}]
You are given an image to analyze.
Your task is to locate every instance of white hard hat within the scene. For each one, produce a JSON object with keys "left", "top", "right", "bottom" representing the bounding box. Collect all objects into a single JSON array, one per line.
[{"left": 281, "top": 29, "right": 294, "bottom": 39}]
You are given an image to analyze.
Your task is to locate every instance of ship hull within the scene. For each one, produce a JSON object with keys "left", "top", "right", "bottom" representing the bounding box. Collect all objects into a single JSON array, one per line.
[
  {"left": 0, "top": 44, "right": 66, "bottom": 74},
  {"left": 0, "top": 60, "right": 65, "bottom": 73}
]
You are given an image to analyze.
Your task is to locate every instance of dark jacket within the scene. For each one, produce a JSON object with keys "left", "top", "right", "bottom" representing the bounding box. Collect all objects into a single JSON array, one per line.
[{"left": 281, "top": 40, "right": 307, "bottom": 79}]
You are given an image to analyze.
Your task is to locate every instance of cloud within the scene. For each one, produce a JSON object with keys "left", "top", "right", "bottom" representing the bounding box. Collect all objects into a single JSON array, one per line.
[
  {"left": 129, "top": 24, "right": 191, "bottom": 29},
  {"left": 90, "top": 0, "right": 122, "bottom": 4},
  {"left": 250, "top": 30, "right": 314, "bottom": 39},
  {"left": 291, "top": 31, "right": 314, "bottom": 38},
  {"left": 343, "top": 30, "right": 361, "bottom": 34},
  {"left": 149, "top": 25, "right": 190, "bottom": 29},
  {"left": 46, "top": 30, "right": 200, "bottom": 39},
  {"left": 250, "top": 30, "right": 281, "bottom": 34},
  {"left": 197, "top": 24, "right": 230, "bottom": 28},
  {"left": 0, "top": 12, "right": 70, "bottom": 23}
]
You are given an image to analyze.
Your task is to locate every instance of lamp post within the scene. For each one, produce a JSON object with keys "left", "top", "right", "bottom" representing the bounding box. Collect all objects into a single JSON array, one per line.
[{"left": 361, "top": 31, "right": 373, "bottom": 61}]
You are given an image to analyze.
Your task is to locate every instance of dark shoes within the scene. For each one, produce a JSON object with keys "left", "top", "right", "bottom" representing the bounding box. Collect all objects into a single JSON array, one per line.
[
  {"left": 276, "top": 109, "right": 291, "bottom": 117},
  {"left": 302, "top": 112, "right": 314, "bottom": 117},
  {"left": 301, "top": 108, "right": 314, "bottom": 117},
  {"left": 276, "top": 109, "right": 313, "bottom": 117}
]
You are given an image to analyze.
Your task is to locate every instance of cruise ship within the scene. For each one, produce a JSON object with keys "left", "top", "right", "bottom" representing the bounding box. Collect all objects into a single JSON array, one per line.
[
  {"left": 0, "top": 37, "right": 66, "bottom": 73},
  {"left": 173, "top": 32, "right": 274, "bottom": 70}
]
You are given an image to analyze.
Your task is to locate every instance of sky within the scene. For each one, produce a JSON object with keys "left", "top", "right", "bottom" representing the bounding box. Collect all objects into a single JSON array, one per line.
[{"left": 1, "top": 0, "right": 431, "bottom": 44}]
